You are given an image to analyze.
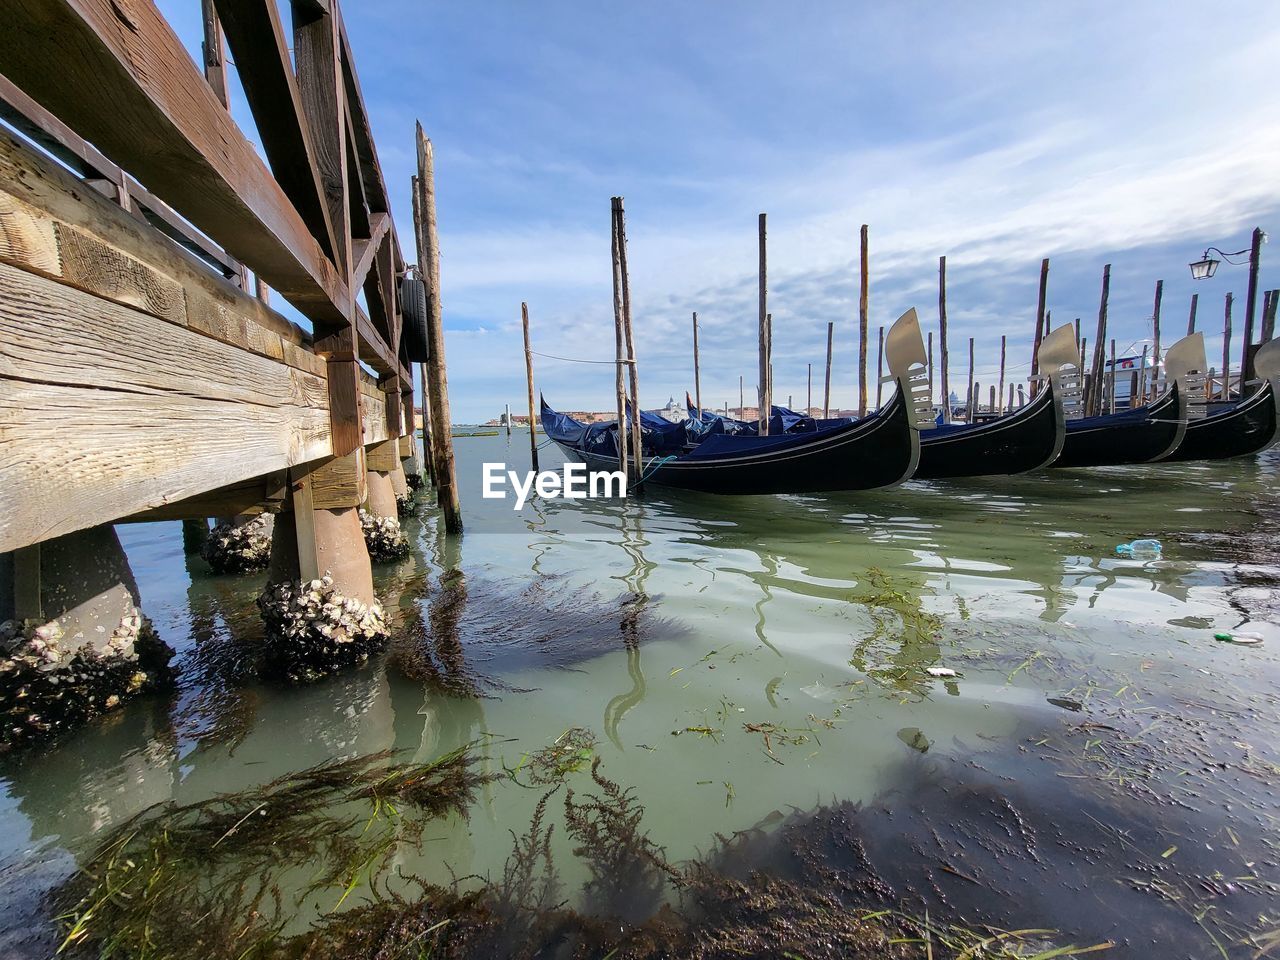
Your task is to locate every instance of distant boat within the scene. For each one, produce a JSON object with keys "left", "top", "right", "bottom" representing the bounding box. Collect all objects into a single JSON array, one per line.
[
  {"left": 1052, "top": 331, "right": 1201, "bottom": 468},
  {"left": 913, "top": 322, "right": 1073, "bottom": 479},
  {"left": 1158, "top": 336, "right": 1280, "bottom": 463},
  {"left": 541, "top": 309, "right": 933, "bottom": 495}
]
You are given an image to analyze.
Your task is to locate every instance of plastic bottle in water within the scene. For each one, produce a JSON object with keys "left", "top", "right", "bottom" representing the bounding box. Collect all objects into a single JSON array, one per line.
[{"left": 1116, "top": 539, "right": 1162, "bottom": 560}]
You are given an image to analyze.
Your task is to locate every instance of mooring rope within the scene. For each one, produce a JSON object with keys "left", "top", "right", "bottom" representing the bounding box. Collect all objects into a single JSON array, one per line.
[
  {"left": 639, "top": 455, "right": 678, "bottom": 482},
  {"left": 531, "top": 350, "right": 635, "bottom": 366}
]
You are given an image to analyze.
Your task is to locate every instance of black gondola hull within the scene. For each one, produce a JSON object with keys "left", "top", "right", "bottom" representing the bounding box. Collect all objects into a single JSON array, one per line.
[
  {"left": 546, "top": 389, "right": 920, "bottom": 495},
  {"left": 914, "top": 379, "right": 1063, "bottom": 479},
  {"left": 1053, "top": 381, "right": 1187, "bottom": 468},
  {"left": 1158, "top": 378, "right": 1279, "bottom": 462}
]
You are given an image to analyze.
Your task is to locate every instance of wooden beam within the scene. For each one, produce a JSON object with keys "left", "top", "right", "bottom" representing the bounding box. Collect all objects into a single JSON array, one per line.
[
  {"left": 0, "top": 130, "right": 322, "bottom": 374},
  {"left": 212, "top": 0, "right": 341, "bottom": 267},
  {"left": 0, "top": 262, "right": 332, "bottom": 553},
  {"left": 120, "top": 474, "right": 284, "bottom": 522},
  {"left": 350, "top": 213, "right": 391, "bottom": 293},
  {"left": 200, "top": 0, "right": 229, "bottom": 107},
  {"left": 858, "top": 224, "right": 869, "bottom": 418},
  {"left": 2, "top": 0, "right": 349, "bottom": 327}
]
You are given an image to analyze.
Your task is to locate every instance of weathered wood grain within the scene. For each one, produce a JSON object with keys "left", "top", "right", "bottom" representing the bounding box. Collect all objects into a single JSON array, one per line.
[
  {"left": 366, "top": 439, "right": 399, "bottom": 473},
  {"left": 2, "top": 0, "right": 349, "bottom": 327},
  {"left": 0, "top": 129, "right": 312, "bottom": 358},
  {"left": 0, "top": 263, "right": 331, "bottom": 551},
  {"left": 305, "top": 450, "right": 365, "bottom": 509}
]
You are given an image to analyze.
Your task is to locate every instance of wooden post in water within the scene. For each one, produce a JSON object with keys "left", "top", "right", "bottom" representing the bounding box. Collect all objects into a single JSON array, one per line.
[
  {"left": 417, "top": 361, "right": 434, "bottom": 486},
  {"left": 1087, "top": 264, "right": 1110, "bottom": 416},
  {"left": 988, "top": 384, "right": 995, "bottom": 413},
  {"left": 613, "top": 198, "right": 643, "bottom": 487},
  {"left": 758, "top": 213, "right": 770, "bottom": 435},
  {"left": 739, "top": 375, "right": 744, "bottom": 418},
  {"left": 504, "top": 403, "right": 512, "bottom": 436},
  {"left": 1222, "top": 292, "right": 1233, "bottom": 400},
  {"left": 926, "top": 331, "right": 934, "bottom": 412},
  {"left": 876, "top": 325, "right": 886, "bottom": 409},
  {"left": 1030, "top": 258, "right": 1049, "bottom": 397},
  {"left": 414, "top": 125, "right": 462, "bottom": 533},
  {"left": 822, "top": 322, "right": 833, "bottom": 419},
  {"left": 807, "top": 363, "right": 812, "bottom": 414},
  {"left": 997, "top": 335, "right": 1007, "bottom": 413},
  {"left": 610, "top": 201, "right": 629, "bottom": 476},
  {"left": 1007, "top": 383, "right": 1014, "bottom": 411},
  {"left": 939, "top": 255, "right": 950, "bottom": 421},
  {"left": 1243, "top": 226, "right": 1264, "bottom": 382},
  {"left": 966, "top": 337, "right": 975, "bottom": 421},
  {"left": 1151, "top": 280, "right": 1164, "bottom": 398},
  {"left": 1188, "top": 292, "right": 1199, "bottom": 336},
  {"left": 1262, "top": 289, "right": 1278, "bottom": 343},
  {"left": 692, "top": 311, "right": 702, "bottom": 419},
  {"left": 1017, "top": 383, "right": 1026, "bottom": 406},
  {"left": 858, "top": 224, "right": 869, "bottom": 418},
  {"left": 521, "top": 301, "right": 538, "bottom": 472},
  {"left": 1137, "top": 345, "right": 1149, "bottom": 403}
]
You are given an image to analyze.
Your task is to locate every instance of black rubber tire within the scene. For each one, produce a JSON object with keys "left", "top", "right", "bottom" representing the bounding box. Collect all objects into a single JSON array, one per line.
[{"left": 399, "top": 275, "right": 430, "bottom": 363}]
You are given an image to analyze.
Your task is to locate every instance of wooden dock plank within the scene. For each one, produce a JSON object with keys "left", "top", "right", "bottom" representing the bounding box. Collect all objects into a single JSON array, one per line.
[{"left": 0, "top": 262, "right": 331, "bottom": 551}]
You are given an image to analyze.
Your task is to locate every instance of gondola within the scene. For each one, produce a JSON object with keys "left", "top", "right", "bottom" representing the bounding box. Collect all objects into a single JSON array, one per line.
[
  {"left": 541, "top": 309, "right": 935, "bottom": 495},
  {"left": 1158, "top": 336, "right": 1280, "bottom": 463},
  {"left": 913, "top": 322, "right": 1073, "bottom": 479},
  {"left": 1052, "top": 331, "right": 1201, "bottom": 468}
]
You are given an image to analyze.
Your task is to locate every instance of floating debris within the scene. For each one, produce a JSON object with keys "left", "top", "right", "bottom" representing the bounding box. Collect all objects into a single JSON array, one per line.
[
  {"left": 926, "top": 666, "right": 960, "bottom": 678},
  {"left": 1213, "top": 631, "right": 1263, "bottom": 645},
  {"left": 897, "top": 727, "right": 931, "bottom": 752},
  {"left": 200, "top": 515, "right": 272, "bottom": 574},
  {"left": 257, "top": 576, "right": 388, "bottom": 683},
  {"left": 359, "top": 508, "right": 411, "bottom": 562},
  {"left": 0, "top": 614, "right": 172, "bottom": 753}
]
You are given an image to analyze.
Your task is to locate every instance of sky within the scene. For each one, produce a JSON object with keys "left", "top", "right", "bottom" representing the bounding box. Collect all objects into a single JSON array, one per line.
[{"left": 157, "top": 1, "right": 1280, "bottom": 423}]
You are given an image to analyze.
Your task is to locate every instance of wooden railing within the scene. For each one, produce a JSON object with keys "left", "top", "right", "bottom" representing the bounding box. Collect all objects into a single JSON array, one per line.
[
  {"left": 1, "top": 0, "right": 412, "bottom": 450},
  {"left": 0, "top": 0, "right": 420, "bottom": 554}
]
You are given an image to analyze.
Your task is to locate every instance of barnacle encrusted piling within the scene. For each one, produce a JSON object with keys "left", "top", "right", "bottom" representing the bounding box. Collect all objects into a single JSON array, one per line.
[
  {"left": 257, "top": 575, "right": 389, "bottom": 683},
  {"left": 0, "top": 614, "right": 173, "bottom": 753},
  {"left": 360, "top": 508, "right": 411, "bottom": 562},
  {"left": 201, "top": 515, "right": 272, "bottom": 574}
]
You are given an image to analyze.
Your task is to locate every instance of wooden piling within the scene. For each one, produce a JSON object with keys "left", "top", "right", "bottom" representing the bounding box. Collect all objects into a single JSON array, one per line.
[
  {"left": 1017, "top": 383, "right": 1026, "bottom": 406},
  {"left": 417, "top": 361, "right": 434, "bottom": 486},
  {"left": 1030, "top": 258, "right": 1048, "bottom": 396},
  {"left": 1007, "top": 383, "right": 1014, "bottom": 411},
  {"left": 1087, "top": 264, "right": 1110, "bottom": 416},
  {"left": 1137, "top": 345, "right": 1149, "bottom": 403},
  {"left": 521, "top": 301, "right": 538, "bottom": 472},
  {"left": 1222, "top": 292, "right": 1233, "bottom": 400},
  {"left": 822, "top": 322, "right": 833, "bottom": 419},
  {"left": 939, "top": 255, "right": 950, "bottom": 421},
  {"left": 966, "top": 337, "right": 975, "bottom": 421},
  {"left": 997, "top": 335, "right": 1007, "bottom": 414},
  {"left": 413, "top": 125, "right": 462, "bottom": 534},
  {"left": 926, "top": 330, "right": 934, "bottom": 412},
  {"left": 1243, "top": 227, "right": 1263, "bottom": 381},
  {"left": 807, "top": 362, "right": 812, "bottom": 414},
  {"left": 610, "top": 204, "right": 629, "bottom": 476},
  {"left": 504, "top": 402, "right": 512, "bottom": 436},
  {"left": 758, "top": 213, "right": 770, "bottom": 435},
  {"left": 692, "top": 311, "right": 702, "bottom": 419},
  {"left": 613, "top": 197, "right": 643, "bottom": 486},
  {"left": 876, "top": 325, "right": 886, "bottom": 409},
  {"left": 1263, "top": 289, "right": 1278, "bottom": 343},
  {"left": 1151, "top": 280, "right": 1164, "bottom": 386},
  {"left": 858, "top": 224, "right": 869, "bottom": 418},
  {"left": 1188, "top": 292, "right": 1199, "bottom": 336}
]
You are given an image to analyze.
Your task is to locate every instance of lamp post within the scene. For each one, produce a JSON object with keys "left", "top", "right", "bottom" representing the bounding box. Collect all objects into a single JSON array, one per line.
[{"left": 1190, "top": 227, "right": 1266, "bottom": 380}]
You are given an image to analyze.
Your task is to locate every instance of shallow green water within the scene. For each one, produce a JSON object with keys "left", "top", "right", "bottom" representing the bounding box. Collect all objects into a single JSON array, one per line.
[{"left": 3, "top": 432, "right": 1278, "bottom": 955}]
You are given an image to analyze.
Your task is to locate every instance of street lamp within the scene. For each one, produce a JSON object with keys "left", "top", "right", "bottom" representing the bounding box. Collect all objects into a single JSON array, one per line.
[{"left": 1189, "top": 228, "right": 1268, "bottom": 380}]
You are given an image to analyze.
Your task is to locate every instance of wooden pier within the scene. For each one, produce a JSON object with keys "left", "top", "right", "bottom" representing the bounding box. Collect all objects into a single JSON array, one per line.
[{"left": 0, "top": 1, "right": 438, "bottom": 723}]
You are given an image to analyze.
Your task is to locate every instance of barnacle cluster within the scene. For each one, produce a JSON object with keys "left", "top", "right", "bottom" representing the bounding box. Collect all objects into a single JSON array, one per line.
[
  {"left": 256, "top": 575, "right": 389, "bottom": 683},
  {"left": 0, "top": 613, "right": 172, "bottom": 752},
  {"left": 201, "top": 515, "right": 272, "bottom": 574},
  {"left": 359, "top": 508, "right": 411, "bottom": 562}
]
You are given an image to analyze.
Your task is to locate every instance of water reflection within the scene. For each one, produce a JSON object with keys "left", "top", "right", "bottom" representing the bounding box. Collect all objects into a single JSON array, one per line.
[{"left": 1, "top": 438, "right": 1276, "bottom": 955}]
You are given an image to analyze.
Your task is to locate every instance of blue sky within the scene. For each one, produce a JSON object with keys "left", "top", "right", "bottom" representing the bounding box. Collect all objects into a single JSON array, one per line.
[{"left": 159, "top": 1, "right": 1280, "bottom": 422}]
